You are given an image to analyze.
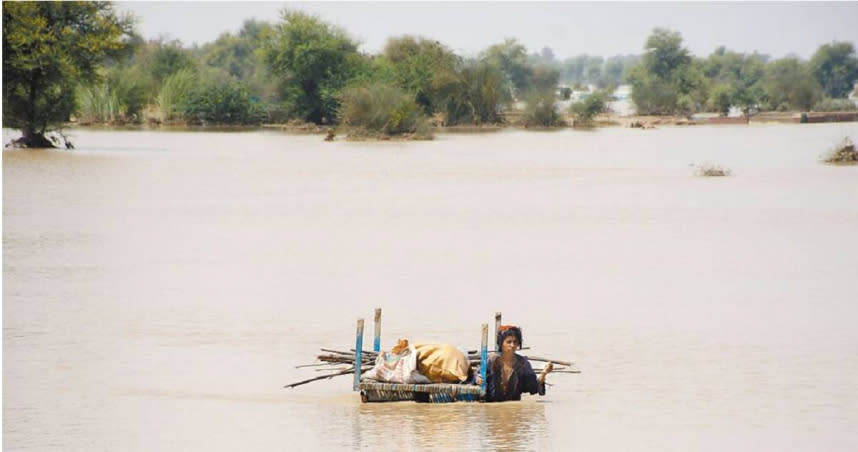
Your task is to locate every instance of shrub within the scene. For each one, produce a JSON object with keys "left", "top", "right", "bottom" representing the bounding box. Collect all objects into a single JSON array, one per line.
[
  {"left": 181, "top": 77, "right": 267, "bottom": 125},
  {"left": 570, "top": 90, "right": 610, "bottom": 126},
  {"left": 339, "top": 82, "right": 431, "bottom": 137},
  {"left": 522, "top": 90, "right": 564, "bottom": 127},
  {"left": 812, "top": 97, "right": 858, "bottom": 112}
]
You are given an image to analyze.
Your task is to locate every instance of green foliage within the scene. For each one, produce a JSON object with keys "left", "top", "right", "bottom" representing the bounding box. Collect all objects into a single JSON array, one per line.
[
  {"left": 761, "top": 58, "right": 821, "bottom": 111},
  {"left": 629, "top": 29, "right": 705, "bottom": 115},
  {"left": 482, "top": 39, "right": 531, "bottom": 97},
  {"left": 2, "top": 1, "right": 133, "bottom": 141},
  {"left": 643, "top": 29, "right": 691, "bottom": 79},
  {"left": 522, "top": 90, "right": 563, "bottom": 127},
  {"left": 702, "top": 48, "right": 767, "bottom": 113},
  {"left": 707, "top": 84, "right": 733, "bottom": 116},
  {"left": 76, "top": 83, "right": 120, "bottom": 123},
  {"left": 264, "top": 10, "right": 365, "bottom": 124},
  {"left": 377, "top": 35, "right": 461, "bottom": 115},
  {"left": 812, "top": 97, "right": 858, "bottom": 112},
  {"left": 180, "top": 74, "right": 267, "bottom": 125},
  {"left": 444, "top": 60, "right": 512, "bottom": 125},
  {"left": 339, "top": 82, "right": 430, "bottom": 136},
  {"left": 570, "top": 90, "right": 610, "bottom": 125},
  {"left": 810, "top": 42, "right": 858, "bottom": 98},
  {"left": 157, "top": 68, "right": 196, "bottom": 121}
]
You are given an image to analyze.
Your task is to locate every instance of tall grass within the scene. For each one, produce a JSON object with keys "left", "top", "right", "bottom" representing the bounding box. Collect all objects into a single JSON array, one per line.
[
  {"left": 76, "top": 84, "right": 120, "bottom": 124},
  {"left": 339, "top": 82, "right": 431, "bottom": 138},
  {"left": 157, "top": 69, "right": 196, "bottom": 121}
]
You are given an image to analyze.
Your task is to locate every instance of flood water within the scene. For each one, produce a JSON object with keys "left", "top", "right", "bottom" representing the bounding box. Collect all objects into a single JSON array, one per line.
[{"left": 4, "top": 123, "right": 858, "bottom": 451}]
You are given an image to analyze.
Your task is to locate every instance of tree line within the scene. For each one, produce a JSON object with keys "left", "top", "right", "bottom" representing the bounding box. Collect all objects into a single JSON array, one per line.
[{"left": 3, "top": 3, "right": 857, "bottom": 145}]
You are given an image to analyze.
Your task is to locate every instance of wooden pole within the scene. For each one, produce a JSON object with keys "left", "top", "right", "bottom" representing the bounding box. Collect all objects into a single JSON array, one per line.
[
  {"left": 480, "top": 323, "right": 488, "bottom": 395},
  {"left": 494, "top": 312, "right": 502, "bottom": 352},
  {"left": 354, "top": 319, "right": 364, "bottom": 391},
  {"left": 373, "top": 308, "right": 382, "bottom": 353}
]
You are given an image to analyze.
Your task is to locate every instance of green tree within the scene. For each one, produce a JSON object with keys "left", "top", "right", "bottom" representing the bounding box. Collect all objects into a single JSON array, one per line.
[
  {"left": 444, "top": 60, "right": 511, "bottom": 125},
  {"left": 3, "top": 1, "right": 132, "bottom": 147},
  {"left": 809, "top": 42, "right": 858, "bottom": 98},
  {"left": 629, "top": 29, "right": 705, "bottom": 115},
  {"left": 376, "top": 35, "right": 461, "bottom": 115},
  {"left": 703, "top": 49, "right": 767, "bottom": 114},
  {"left": 264, "top": 10, "right": 365, "bottom": 124},
  {"left": 482, "top": 39, "right": 531, "bottom": 97},
  {"left": 761, "top": 58, "right": 821, "bottom": 111}
]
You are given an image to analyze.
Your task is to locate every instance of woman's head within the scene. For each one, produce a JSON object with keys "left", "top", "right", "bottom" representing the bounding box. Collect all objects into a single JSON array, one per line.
[{"left": 496, "top": 325, "right": 523, "bottom": 350}]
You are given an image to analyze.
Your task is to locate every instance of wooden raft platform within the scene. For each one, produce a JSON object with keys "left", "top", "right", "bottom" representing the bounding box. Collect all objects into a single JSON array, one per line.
[{"left": 359, "top": 382, "right": 483, "bottom": 403}]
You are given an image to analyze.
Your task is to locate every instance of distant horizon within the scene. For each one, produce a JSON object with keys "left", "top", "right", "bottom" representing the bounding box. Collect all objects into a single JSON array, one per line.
[{"left": 116, "top": 1, "right": 858, "bottom": 60}]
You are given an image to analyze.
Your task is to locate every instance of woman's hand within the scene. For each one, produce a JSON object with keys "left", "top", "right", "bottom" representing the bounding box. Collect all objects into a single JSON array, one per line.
[{"left": 475, "top": 374, "right": 482, "bottom": 385}]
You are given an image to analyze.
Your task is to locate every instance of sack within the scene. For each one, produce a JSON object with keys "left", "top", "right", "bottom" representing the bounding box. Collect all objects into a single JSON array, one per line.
[
  {"left": 361, "top": 339, "right": 430, "bottom": 384},
  {"left": 413, "top": 343, "right": 470, "bottom": 383}
]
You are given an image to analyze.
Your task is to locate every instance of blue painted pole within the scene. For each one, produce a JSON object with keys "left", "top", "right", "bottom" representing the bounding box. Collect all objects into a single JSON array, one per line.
[
  {"left": 480, "top": 323, "right": 488, "bottom": 396},
  {"left": 373, "top": 308, "right": 381, "bottom": 353},
  {"left": 494, "top": 312, "right": 502, "bottom": 352},
  {"left": 354, "top": 318, "right": 364, "bottom": 391}
]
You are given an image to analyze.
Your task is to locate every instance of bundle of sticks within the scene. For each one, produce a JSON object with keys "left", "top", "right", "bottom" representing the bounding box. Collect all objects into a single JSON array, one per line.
[{"left": 285, "top": 348, "right": 579, "bottom": 389}]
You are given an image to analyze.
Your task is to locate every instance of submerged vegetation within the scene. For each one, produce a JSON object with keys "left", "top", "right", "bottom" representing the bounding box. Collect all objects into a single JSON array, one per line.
[
  {"left": 823, "top": 137, "right": 857, "bottom": 165},
  {"left": 339, "top": 83, "right": 431, "bottom": 139},
  {"left": 695, "top": 164, "right": 733, "bottom": 177},
  {"left": 3, "top": 2, "right": 858, "bottom": 146}
]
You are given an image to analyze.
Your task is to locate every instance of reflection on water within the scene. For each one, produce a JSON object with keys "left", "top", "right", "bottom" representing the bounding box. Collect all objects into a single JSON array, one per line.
[
  {"left": 348, "top": 402, "right": 545, "bottom": 451},
  {"left": 4, "top": 124, "right": 858, "bottom": 450}
]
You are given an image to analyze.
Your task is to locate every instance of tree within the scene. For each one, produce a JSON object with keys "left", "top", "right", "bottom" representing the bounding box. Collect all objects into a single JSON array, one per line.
[
  {"left": 444, "top": 60, "right": 511, "bottom": 125},
  {"left": 809, "top": 42, "right": 858, "bottom": 98},
  {"left": 264, "top": 10, "right": 365, "bottom": 124},
  {"left": 629, "top": 29, "right": 705, "bottom": 115},
  {"left": 377, "top": 35, "right": 461, "bottom": 115},
  {"left": 761, "top": 58, "right": 821, "bottom": 111},
  {"left": 3, "top": 1, "right": 133, "bottom": 147},
  {"left": 482, "top": 39, "right": 531, "bottom": 97}
]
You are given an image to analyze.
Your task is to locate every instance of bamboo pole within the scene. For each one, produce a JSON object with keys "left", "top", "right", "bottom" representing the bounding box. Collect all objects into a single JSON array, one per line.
[
  {"left": 373, "top": 308, "right": 382, "bottom": 353},
  {"left": 480, "top": 324, "right": 488, "bottom": 395},
  {"left": 494, "top": 312, "right": 502, "bottom": 352},
  {"left": 354, "top": 319, "right": 364, "bottom": 391}
]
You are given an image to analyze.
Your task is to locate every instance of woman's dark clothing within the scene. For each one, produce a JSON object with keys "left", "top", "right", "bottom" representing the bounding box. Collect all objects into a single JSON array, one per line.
[{"left": 481, "top": 354, "right": 545, "bottom": 402}]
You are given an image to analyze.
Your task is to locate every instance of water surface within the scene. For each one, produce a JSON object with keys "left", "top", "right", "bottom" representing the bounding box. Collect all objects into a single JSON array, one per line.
[{"left": 4, "top": 124, "right": 858, "bottom": 450}]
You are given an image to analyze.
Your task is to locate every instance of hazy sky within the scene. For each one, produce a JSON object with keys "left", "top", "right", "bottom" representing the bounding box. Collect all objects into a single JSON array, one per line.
[{"left": 115, "top": 2, "right": 858, "bottom": 60}]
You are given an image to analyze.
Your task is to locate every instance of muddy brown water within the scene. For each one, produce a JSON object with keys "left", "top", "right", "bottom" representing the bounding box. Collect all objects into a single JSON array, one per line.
[{"left": 4, "top": 124, "right": 858, "bottom": 450}]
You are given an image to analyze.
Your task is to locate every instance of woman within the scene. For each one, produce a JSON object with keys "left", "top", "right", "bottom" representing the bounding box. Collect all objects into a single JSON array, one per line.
[{"left": 475, "top": 325, "right": 553, "bottom": 402}]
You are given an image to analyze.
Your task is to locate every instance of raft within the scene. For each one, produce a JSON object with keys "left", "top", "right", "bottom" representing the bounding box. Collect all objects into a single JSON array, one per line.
[
  {"left": 285, "top": 308, "right": 577, "bottom": 403},
  {"left": 352, "top": 310, "right": 498, "bottom": 404}
]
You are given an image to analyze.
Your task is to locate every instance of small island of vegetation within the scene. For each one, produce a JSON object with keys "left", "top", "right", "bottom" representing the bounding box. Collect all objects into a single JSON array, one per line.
[{"left": 3, "top": 3, "right": 858, "bottom": 147}]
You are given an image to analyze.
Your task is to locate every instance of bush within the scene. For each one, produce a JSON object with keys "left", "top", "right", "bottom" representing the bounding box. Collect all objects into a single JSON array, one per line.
[
  {"left": 812, "top": 97, "right": 858, "bottom": 112},
  {"left": 522, "top": 90, "right": 564, "bottom": 127},
  {"left": 339, "top": 82, "right": 431, "bottom": 137},
  {"left": 570, "top": 90, "right": 610, "bottom": 125},
  {"left": 181, "top": 77, "right": 267, "bottom": 125}
]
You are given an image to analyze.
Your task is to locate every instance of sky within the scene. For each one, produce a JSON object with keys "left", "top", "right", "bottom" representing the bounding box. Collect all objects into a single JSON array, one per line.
[{"left": 115, "top": 1, "right": 858, "bottom": 60}]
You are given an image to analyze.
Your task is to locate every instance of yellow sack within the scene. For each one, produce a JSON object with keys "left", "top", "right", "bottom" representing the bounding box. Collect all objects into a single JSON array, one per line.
[{"left": 413, "top": 343, "right": 470, "bottom": 383}]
